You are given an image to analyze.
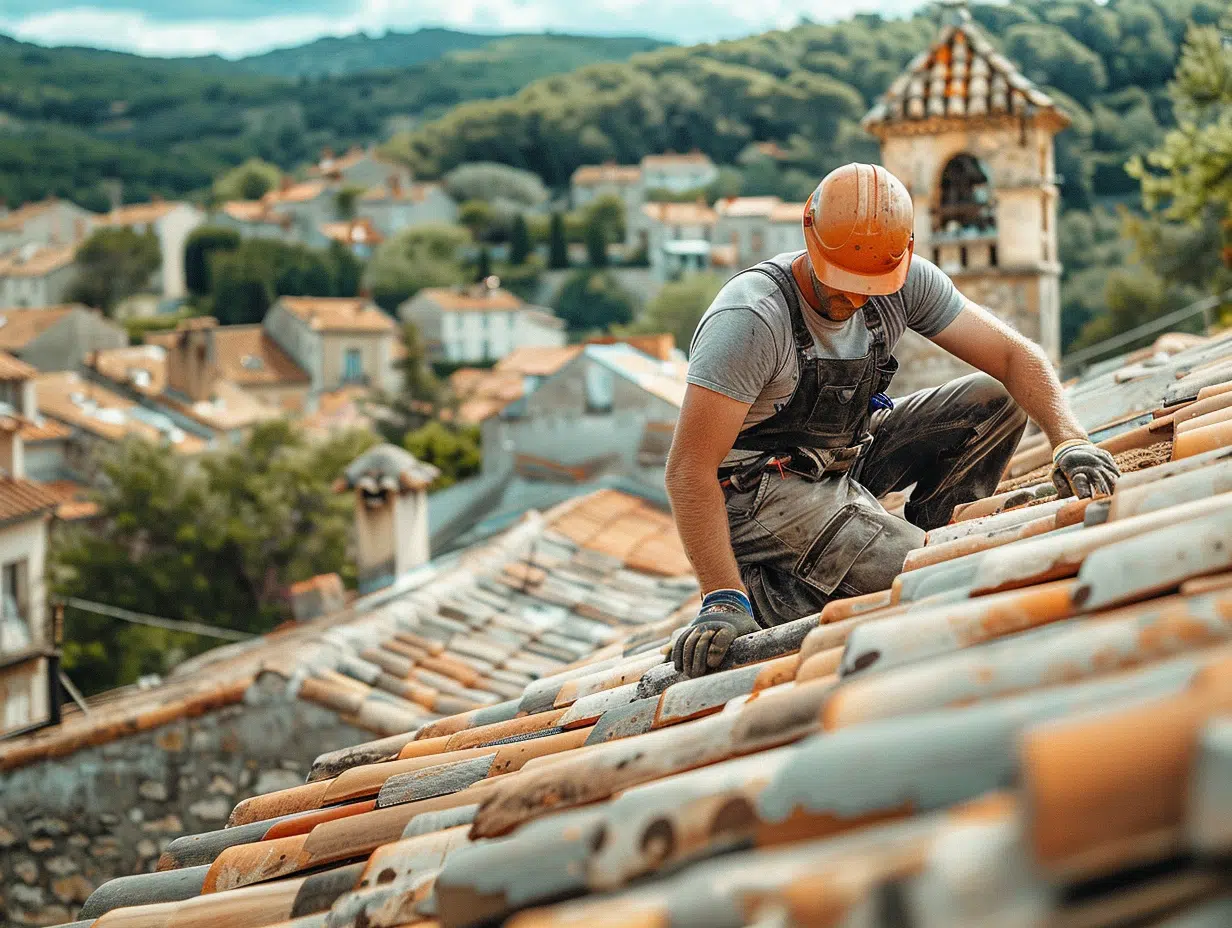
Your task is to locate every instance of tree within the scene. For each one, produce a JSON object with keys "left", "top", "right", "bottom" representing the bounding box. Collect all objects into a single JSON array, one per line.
[
  {"left": 1004, "top": 24, "right": 1108, "bottom": 106},
  {"left": 68, "top": 227, "right": 161, "bottom": 314},
  {"left": 475, "top": 247, "right": 492, "bottom": 282},
  {"left": 334, "top": 185, "right": 365, "bottom": 221},
  {"left": 509, "top": 213, "right": 532, "bottom": 265},
  {"left": 327, "top": 240, "right": 363, "bottom": 297},
  {"left": 1128, "top": 18, "right": 1232, "bottom": 249},
  {"left": 365, "top": 223, "right": 471, "bottom": 312},
  {"left": 458, "top": 199, "right": 495, "bottom": 241},
  {"left": 630, "top": 272, "right": 727, "bottom": 352},
  {"left": 210, "top": 247, "right": 274, "bottom": 324},
  {"left": 55, "top": 423, "right": 378, "bottom": 694},
  {"left": 554, "top": 269, "right": 635, "bottom": 333},
  {"left": 585, "top": 215, "right": 608, "bottom": 268},
  {"left": 583, "top": 194, "right": 627, "bottom": 246},
  {"left": 548, "top": 212, "right": 569, "bottom": 269},
  {"left": 443, "top": 162, "right": 548, "bottom": 209},
  {"left": 184, "top": 225, "right": 240, "bottom": 298},
  {"left": 403, "top": 421, "right": 481, "bottom": 491},
  {"left": 213, "top": 157, "right": 282, "bottom": 202}
]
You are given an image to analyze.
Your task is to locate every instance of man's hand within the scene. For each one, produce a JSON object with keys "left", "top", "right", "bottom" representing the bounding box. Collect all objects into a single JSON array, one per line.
[
  {"left": 1051, "top": 440, "right": 1120, "bottom": 499},
  {"left": 671, "top": 589, "right": 760, "bottom": 678}
]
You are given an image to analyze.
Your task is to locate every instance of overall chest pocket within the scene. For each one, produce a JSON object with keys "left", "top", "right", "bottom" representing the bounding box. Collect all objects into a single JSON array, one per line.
[{"left": 804, "top": 357, "right": 876, "bottom": 438}]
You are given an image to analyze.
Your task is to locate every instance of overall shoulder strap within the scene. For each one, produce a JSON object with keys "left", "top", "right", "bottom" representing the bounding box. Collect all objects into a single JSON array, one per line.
[{"left": 739, "top": 255, "right": 812, "bottom": 354}]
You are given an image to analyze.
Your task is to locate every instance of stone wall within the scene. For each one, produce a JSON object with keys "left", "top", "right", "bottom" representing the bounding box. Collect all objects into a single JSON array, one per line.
[{"left": 0, "top": 673, "right": 368, "bottom": 926}]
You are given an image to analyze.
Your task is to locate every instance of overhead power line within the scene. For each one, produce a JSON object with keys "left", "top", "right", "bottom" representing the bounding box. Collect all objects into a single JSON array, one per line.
[
  {"left": 1061, "top": 288, "right": 1232, "bottom": 374},
  {"left": 59, "top": 597, "right": 255, "bottom": 642}
]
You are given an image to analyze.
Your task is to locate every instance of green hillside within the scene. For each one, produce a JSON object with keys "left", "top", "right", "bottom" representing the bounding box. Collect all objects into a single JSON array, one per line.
[
  {"left": 389, "top": 0, "right": 1219, "bottom": 211},
  {"left": 0, "top": 30, "right": 664, "bottom": 210},
  {"left": 235, "top": 27, "right": 663, "bottom": 79}
]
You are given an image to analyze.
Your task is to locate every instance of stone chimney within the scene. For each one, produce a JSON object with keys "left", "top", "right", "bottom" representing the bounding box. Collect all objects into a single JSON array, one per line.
[
  {"left": 166, "top": 317, "right": 220, "bottom": 403},
  {"left": 387, "top": 174, "right": 402, "bottom": 197},
  {"left": 338, "top": 444, "right": 440, "bottom": 594}
]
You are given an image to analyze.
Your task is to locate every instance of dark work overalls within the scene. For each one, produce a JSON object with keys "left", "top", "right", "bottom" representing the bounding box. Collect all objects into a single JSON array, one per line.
[{"left": 720, "top": 254, "right": 1028, "bottom": 627}]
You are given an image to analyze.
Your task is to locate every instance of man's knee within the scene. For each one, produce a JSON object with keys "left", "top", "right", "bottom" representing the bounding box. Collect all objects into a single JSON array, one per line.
[{"left": 964, "top": 372, "right": 1026, "bottom": 430}]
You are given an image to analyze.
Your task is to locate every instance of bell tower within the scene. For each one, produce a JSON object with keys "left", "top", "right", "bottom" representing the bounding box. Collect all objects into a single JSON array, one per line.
[{"left": 862, "top": 1, "right": 1069, "bottom": 394}]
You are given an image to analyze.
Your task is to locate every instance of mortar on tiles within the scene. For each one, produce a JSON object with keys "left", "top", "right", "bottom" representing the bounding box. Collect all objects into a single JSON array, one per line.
[{"left": 0, "top": 673, "right": 367, "bottom": 926}]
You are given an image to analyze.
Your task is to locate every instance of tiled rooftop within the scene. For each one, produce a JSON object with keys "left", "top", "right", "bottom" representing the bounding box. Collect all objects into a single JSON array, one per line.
[
  {"left": 0, "top": 348, "right": 37, "bottom": 381},
  {"left": 0, "top": 243, "right": 76, "bottom": 278},
  {"left": 863, "top": 8, "right": 1068, "bottom": 134},
  {"left": 144, "top": 324, "right": 310, "bottom": 388},
  {"left": 571, "top": 163, "right": 641, "bottom": 186},
  {"left": 262, "top": 181, "right": 329, "bottom": 206},
  {"left": 0, "top": 475, "right": 60, "bottom": 525},
  {"left": 277, "top": 297, "right": 398, "bottom": 334},
  {"left": 416, "top": 287, "right": 525, "bottom": 313},
  {"left": 641, "top": 201, "right": 718, "bottom": 226},
  {"left": 0, "top": 304, "right": 81, "bottom": 351},
  {"left": 98, "top": 201, "right": 182, "bottom": 226},
  {"left": 13, "top": 329, "right": 1232, "bottom": 928},
  {"left": 35, "top": 370, "right": 207, "bottom": 452},
  {"left": 319, "top": 218, "right": 384, "bottom": 247}
]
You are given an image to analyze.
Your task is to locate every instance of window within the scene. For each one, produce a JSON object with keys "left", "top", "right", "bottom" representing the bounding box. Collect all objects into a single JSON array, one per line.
[
  {"left": 584, "top": 364, "right": 614, "bottom": 414},
  {"left": 342, "top": 348, "right": 364, "bottom": 384},
  {"left": 935, "top": 154, "right": 996, "bottom": 240},
  {"left": 0, "top": 559, "right": 30, "bottom": 655}
]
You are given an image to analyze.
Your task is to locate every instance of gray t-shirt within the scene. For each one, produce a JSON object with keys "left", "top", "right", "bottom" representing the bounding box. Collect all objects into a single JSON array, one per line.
[{"left": 687, "top": 251, "right": 966, "bottom": 465}]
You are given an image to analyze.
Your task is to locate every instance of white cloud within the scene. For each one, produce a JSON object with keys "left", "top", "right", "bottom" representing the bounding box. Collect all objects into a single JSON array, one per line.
[{"left": 1, "top": 0, "right": 930, "bottom": 58}]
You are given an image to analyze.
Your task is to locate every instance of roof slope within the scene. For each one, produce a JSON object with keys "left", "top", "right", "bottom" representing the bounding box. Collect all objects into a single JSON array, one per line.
[
  {"left": 0, "top": 304, "right": 79, "bottom": 351},
  {"left": 863, "top": 8, "right": 1068, "bottom": 135},
  {"left": 277, "top": 297, "right": 397, "bottom": 334},
  {"left": 17, "top": 331, "right": 1232, "bottom": 928}
]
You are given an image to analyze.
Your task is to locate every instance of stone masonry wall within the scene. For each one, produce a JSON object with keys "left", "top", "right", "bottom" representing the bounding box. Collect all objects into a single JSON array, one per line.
[{"left": 0, "top": 673, "right": 368, "bottom": 927}]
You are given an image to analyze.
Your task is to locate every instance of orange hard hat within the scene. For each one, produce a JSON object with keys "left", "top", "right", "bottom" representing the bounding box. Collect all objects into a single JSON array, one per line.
[{"left": 802, "top": 163, "right": 915, "bottom": 296}]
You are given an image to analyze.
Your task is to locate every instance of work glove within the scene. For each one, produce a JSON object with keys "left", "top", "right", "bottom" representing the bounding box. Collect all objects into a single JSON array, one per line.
[
  {"left": 671, "top": 589, "right": 760, "bottom": 679},
  {"left": 1051, "top": 439, "right": 1120, "bottom": 499}
]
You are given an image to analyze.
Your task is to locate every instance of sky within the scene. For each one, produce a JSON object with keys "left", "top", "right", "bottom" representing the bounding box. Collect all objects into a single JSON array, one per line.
[{"left": 0, "top": 0, "right": 931, "bottom": 59}]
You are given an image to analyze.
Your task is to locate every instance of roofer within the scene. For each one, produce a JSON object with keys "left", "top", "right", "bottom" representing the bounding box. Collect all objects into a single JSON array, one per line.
[{"left": 666, "top": 162, "right": 1119, "bottom": 678}]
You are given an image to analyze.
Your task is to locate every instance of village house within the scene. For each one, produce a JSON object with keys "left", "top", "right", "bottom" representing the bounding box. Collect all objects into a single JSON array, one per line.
[
  {"left": 0, "top": 244, "right": 78, "bottom": 308},
  {"left": 142, "top": 320, "right": 312, "bottom": 413},
  {"left": 570, "top": 162, "right": 644, "bottom": 245},
  {"left": 263, "top": 296, "right": 400, "bottom": 397},
  {"left": 0, "top": 305, "right": 127, "bottom": 373},
  {"left": 356, "top": 179, "right": 458, "bottom": 238},
  {"left": 0, "top": 361, "right": 63, "bottom": 736},
  {"left": 315, "top": 217, "right": 384, "bottom": 259},
  {"left": 212, "top": 200, "right": 297, "bottom": 242},
  {"left": 639, "top": 150, "right": 718, "bottom": 195},
  {"left": 97, "top": 200, "right": 203, "bottom": 301},
  {"left": 640, "top": 201, "right": 719, "bottom": 281},
  {"left": 401, "top": 283, "right": 566, "bottom": 365},
  {"left": 259, "top": 180, "right": 334, "bottom": 244},
  {"left": 85, "top": 320, "right": 287, "bottom": 447},
  {"left": 309, "top": 145, "right": 413, "bottom": 191},
  {"left": 0, "top": 198, "right": 95, "bottom": 253}
]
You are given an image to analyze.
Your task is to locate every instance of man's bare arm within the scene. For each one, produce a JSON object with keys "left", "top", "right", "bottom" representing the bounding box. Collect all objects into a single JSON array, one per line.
[
  {"left": 665, "top": 383, "right": 753, "bottom": 595},
  {"left": 929, "top": 302, "right": 1087, "bottom": 446}
]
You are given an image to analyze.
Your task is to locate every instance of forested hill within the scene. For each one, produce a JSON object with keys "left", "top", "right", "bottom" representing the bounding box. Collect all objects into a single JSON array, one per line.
[
  {"left": 0, "top": 30, "right": 663, "bottom": 211},
  {"left": 234, "top": 28, "right": 664, "bottom": 79},
  {"left": 388, "top": 0, "right": 1221, "bottom": 213}
]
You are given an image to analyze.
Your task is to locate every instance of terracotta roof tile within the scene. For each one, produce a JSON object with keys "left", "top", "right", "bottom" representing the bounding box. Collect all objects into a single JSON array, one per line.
[
  {"left": 0, "top": 349, "right": 35, "bottom": 381},
  {"left": 415, "top": 286, "right": 525, "bottom": 313},
  {"left": 864, "top": 13, "right": 1069, "bottom": 134},
  {"left": 0, "top": 304, "right": 82, "bottom": 351},
  {"left": 276, "top": 297, "right": 397, "bottom": 334},
  {"left": 14, "top": 323, "right": 1232, "bottom": 928},
  {"left": 571, "top": 163, "right": 641, "bottom": 186},
  {"left": 0, "top": 243, "right": 76, "bottom": 277},
  {"left": 640, "top": 201, "right": 717, "bottom": 226},
  {"left": 0, "top": 476, "right": 59, "bottom": 524},
  {"left": 319, "top": 218, "right": 384, "bottom": 246},
  {"left": 98, "top": 201, "right": 182, "bottom": 225},
  {"left": 34, "top": 370, "right": 206, "bottom": 452},
  {"left": 262, "top": 181, "right": 328, "bottom": 205}
]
